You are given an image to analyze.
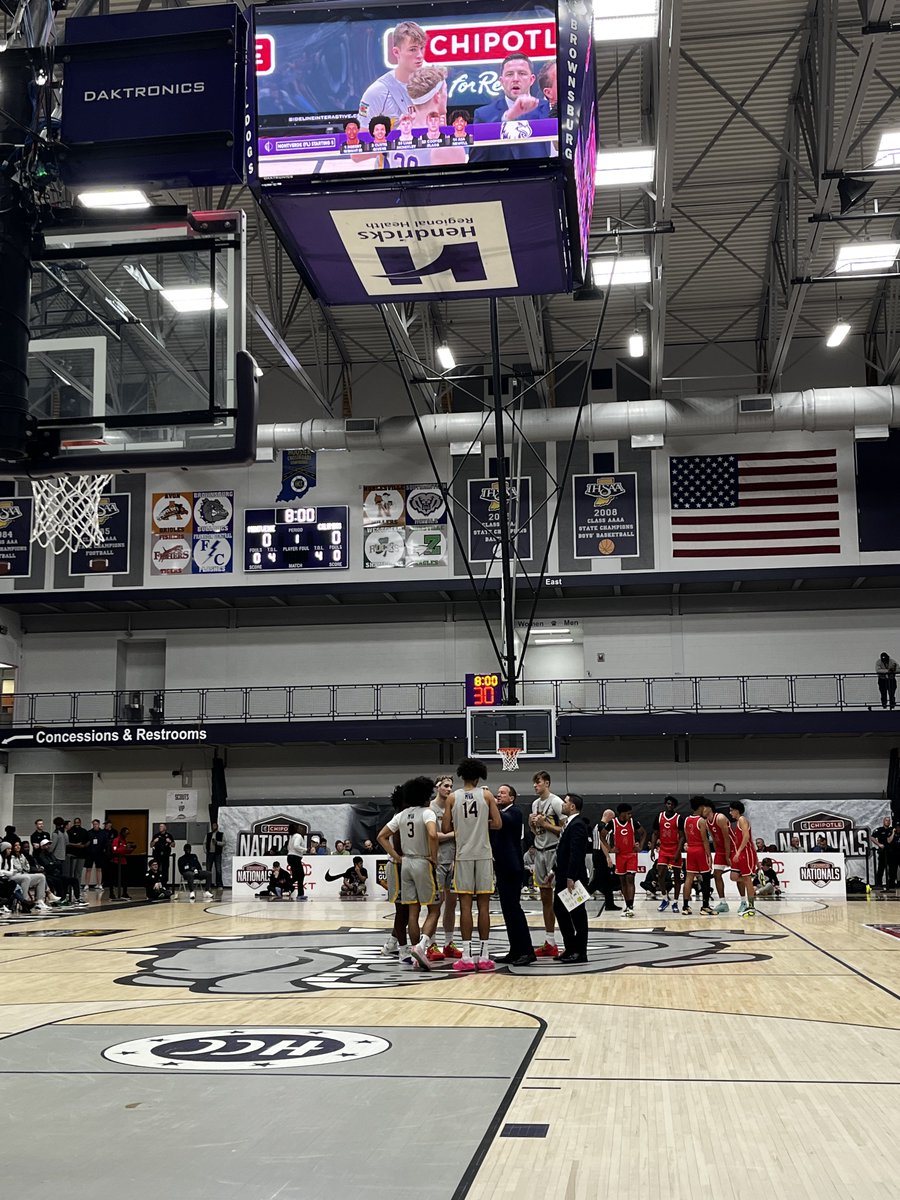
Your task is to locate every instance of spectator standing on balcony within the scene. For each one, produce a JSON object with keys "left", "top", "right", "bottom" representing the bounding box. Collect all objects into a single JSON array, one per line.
[{"left": 876, "top": 652, "right": 898, "bottom": 709}]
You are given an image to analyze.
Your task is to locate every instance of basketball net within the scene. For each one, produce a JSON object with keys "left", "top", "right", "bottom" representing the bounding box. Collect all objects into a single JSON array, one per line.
[
  {"left": 31, "top": 473, "right": 113, "bottom": 554},
  {"left": 499, "top": 747, "right": 521, "bottom": 772}
]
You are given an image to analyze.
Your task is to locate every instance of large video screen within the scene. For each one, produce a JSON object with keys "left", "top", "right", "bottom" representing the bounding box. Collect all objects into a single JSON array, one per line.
[{"left": 253, "top": 2, "right": 560, "bottom": 182}]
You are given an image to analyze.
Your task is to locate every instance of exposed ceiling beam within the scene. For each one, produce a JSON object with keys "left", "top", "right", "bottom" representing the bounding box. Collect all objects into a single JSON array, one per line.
[
  {"left": 767, "top": 1, "right": 896, "bottom": 387},
  {"left": 249, "top": 300, "right": 333, "bottom": 416},
  {"left": 382, "top": 305, "right": 439, "bottom": 412},
  {"left": 649, "top": 0, "right": 682, "bottom": 396},
  {"left": 513, "top": 297, "right": 551, "bottom": 406}
]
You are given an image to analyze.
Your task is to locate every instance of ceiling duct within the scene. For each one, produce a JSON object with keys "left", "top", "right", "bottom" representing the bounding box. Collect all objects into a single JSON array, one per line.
[{"left": 257, "top": 386, "right": 900, "bottom": 452}]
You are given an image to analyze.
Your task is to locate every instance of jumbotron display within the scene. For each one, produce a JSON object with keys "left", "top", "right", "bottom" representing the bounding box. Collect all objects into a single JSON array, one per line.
[{"left": 254, "top": 1, "right": 560, "bottom": 182}]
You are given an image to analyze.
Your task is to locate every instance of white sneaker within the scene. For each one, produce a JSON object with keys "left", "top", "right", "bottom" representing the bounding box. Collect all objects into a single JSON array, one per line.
[
  {"left": 623, "top": 907, "right": 634, "bottom": 918},
  {"left": 34, "top": 902, "right": 51, "bottom": 912},
  {"left": 76, "top": 899, "right": 90, "bottom": 908},
  {"left": 189, "top": 892, "right": 196, "bottom": 901},
  {"left": 0, "top": 906, "right": 10, "bottom": 916},
  {"left": 381, "top": 936, "right": 400, "bottom": 957},
  {"left": 203, "top": 891, "right": 213, "bottom": 899}
]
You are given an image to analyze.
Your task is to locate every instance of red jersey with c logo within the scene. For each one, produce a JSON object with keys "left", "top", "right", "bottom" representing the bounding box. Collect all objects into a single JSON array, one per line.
[
  {"left": 729, "top": 820, "right": 758, "bottom": 876},
  {"left": 708, "top": 812, "right": 729, "bottom": 866},
  {"left": 684, "top": 813, "right": 711, "bottom": 874},
  {"left": 657, "top": 812, "right": 681, "bottom": 866},
  {"left": 611, "top": 817, "right": 638, "bottom": 875}
]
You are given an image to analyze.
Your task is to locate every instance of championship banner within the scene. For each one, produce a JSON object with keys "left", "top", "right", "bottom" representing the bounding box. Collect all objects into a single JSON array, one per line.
[
  {"left": 232, "top": 853, "right": 388, "bottom": 900},
  {"left": 468, "top": 476, "right": 532, "bottom": 562},
  {"left": 165, "top": 788, "right": 199, "bottom": 821},
  {"left": 572, "top": 472, "right": 638, "bottom": 559},
  {"left": 70, "top": 493, "right": 130, "bottom": 576},
  {"left": 362, "top": 483, "right": 448, "bottom": 569},
  {"left": 278, "top": 449, "right": 317, "bottom": 502},
  {"left": 149, "top": 490, "right": 233, "bottom": 576},
  {"left": 0, "top": 498, "right": 33, "bottom": 578}
]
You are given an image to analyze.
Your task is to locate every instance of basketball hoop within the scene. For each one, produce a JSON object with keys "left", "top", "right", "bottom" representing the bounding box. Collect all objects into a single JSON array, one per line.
[
  {"left": 498, "top": 746, "right": 521, "bottom": 772},
  {"left": 31, "top": 472, "right": 113, "bottom": 554}
]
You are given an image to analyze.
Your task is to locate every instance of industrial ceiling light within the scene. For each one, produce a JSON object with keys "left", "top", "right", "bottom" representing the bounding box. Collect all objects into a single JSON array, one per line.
[
  {"left": 838, "top": 175, "right": 873, "bottom": 215},
  {"left": 834, "top": 241, "right": 900, "bottom": 273},
  {"left": 628, "top": 331, "right": 645, "bottom": 357},
  {"left": 435, "top": 344, "right": 456, "bottom": 371},
  {"left": 534, "top": 637, "right": 574, "bottom": 645},
  {"left": 77, "top": 188, "right": 150, "bottom": 210},
  {"left": 592, "top": 255, "right": 652, "bottom": 286},
  {"left": 595, "top": 148, "right": 655, "bottom": 186},
  {"left": 875, "top": 130, "right": 900, "bottom": 167},
  {"left": 161, "top": 286, "right": 228, "bottom": 313},
  {"left": 594, "top": 0, "right": 659, "bottom": 41},
  {"left": 826, "top": 322, "right": 851, "bottom": 348}
]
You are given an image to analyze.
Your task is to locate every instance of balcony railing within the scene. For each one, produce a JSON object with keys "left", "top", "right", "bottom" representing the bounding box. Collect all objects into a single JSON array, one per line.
[{"left": 5, "top": 673, "right": 891, "bottom": 727}]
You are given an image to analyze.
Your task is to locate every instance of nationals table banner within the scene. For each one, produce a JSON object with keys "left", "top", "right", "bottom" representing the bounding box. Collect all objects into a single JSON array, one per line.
[{"left": 231, "top": 853, "right": 390, "bottom": 900}]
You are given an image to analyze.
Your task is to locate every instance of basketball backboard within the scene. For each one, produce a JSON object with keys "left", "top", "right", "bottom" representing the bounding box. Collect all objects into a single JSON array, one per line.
[
  {"left": 13, "top": 208, "right": 256, "bottom": 475},
  {"left": 466, "top": 705, "right": 556, "bottom": 760}
]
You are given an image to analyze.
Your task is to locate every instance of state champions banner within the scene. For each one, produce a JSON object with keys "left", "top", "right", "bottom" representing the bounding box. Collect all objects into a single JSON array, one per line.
[
  {"left": 468, "top": 476, "right": 532, "bottom": 562},
  {"left": 70, "top": 493, "right": 130, "bottom": 576},
  {"left": 362, "top": 483, "right": 448, "bottom": 569},
  {"left": 572, "top": 472, "right": 639, "bottom": 559}
]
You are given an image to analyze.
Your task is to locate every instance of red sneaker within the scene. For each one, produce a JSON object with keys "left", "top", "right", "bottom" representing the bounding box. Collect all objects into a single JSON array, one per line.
[
  {"left": 534, "top": 942, "right": 559, "bottom": 958},
  {"left": 425, "top": 944, "right": 445, "bottom": 964},
  {"left": 443, "top": 942, "right": 463, "bottom": 959}
]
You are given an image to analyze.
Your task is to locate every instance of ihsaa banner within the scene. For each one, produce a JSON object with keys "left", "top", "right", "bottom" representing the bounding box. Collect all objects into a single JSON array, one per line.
[
  {"left": 260, "top": 177, "right": 569, "bottom": 304},
  {"left": 60, "top": 4, "right": 246, "bottom": 187},
  {"left": 572, "top": 472, "right": 638, "bottom": 559}
]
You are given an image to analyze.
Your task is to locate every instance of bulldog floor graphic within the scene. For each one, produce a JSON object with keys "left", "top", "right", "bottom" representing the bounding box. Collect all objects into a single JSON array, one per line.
[{"left": 116, "top": 927, "right": 784, "bottom": 994}]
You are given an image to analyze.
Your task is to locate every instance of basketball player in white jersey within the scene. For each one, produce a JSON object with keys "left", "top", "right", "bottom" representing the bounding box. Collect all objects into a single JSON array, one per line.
[
  {"left": 529, "top": 770, "right": 566, "bottom": 957},
  {"left": 442, "top": 758, "right": 502, "bottom": 972},
  {"left": 431, "top": 775, "right": 461, "bottom": 958},
  {"left": 379, "top": 783, "right": 413, "bottom": 964},
  {"left": 378, "top": 776, "right": 442, "bottom": 970}
]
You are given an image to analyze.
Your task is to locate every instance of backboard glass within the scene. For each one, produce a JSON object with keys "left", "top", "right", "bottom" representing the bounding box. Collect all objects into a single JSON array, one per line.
[
  {"left": 467, "top": 705, "right": 556, "bottom": 760},
  {"left": 13, "top": 208, "right": 256, "bottom": 475}
]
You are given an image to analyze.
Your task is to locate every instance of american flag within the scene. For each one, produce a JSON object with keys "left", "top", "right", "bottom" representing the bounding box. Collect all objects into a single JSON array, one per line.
[{"left": 669, "top": 450, "right": 840, "bottom": 558}]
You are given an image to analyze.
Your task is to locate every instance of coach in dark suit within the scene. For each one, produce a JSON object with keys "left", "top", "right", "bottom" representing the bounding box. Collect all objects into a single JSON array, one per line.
[
  {"left": 553, "top": 794, "right": 591, "bottom": 963},
  {"left": 490, "top": 784, "right": 536, "bottom": 965},
  {"left": 470, "top": 53, "right": 552, "bottom": 163}
]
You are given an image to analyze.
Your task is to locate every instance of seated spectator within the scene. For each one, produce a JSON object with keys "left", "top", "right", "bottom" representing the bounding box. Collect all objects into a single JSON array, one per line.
[
  {"left": 339, "top": 856, "right": 368, "bottom": 899},
  {"left": 145, "top": 858, "right": 172, "bottom": 902},
  {"left": 814, "top": 835, "right": 830, "bottom": 852},
  {"left": 789, "top": 835, "right": 801, "bottom": 850},
  {"left": 257, "top": 862, "right": 294, "bottom": 900},
  {"left": 1, "top": 839, "right": 51, "bottom": 911},
  {"left": 316, "top": 840, "right": 329, "bottom": 856},
  {"left": 177, "top": 844, "right": 213, "bottom": 901},
  {"left": 755, "top": 858, "right": 782, "bottom": 898},
  {"left": 363, "top": 839, "right": 375, "bottom": 853},
  {"left": 334, "top": 840, "right": 350, "bottom": 856},
  {"left": 754, "top": 837, "right": 767, "bottom": 854},
  {"left": 0, "top": 872, "right": 23, "bottom": 915},
  {"left": 33, "top": 839, "right": 87, "bottom": 907}
]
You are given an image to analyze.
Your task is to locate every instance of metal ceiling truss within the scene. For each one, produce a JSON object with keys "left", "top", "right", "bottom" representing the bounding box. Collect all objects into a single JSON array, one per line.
[
  {"left": 649, "top": 0, "right": 681, "bottom": 397},
  {"left": 763, "top": 0, "right": 897, "bottom": 389}
]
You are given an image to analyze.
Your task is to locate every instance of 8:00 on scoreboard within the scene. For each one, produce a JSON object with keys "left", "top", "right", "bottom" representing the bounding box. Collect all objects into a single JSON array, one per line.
[{"left": 244, "top": 506, "right": 349, "bottom": 571}]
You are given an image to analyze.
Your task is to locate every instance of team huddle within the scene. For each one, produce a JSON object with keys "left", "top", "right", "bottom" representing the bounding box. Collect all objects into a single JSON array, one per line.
[
  {"left": 376, "top": 768, "right": 764, "bottom": 972},
  {"left": 602, "top": 796, "right": 760, "bottom": 918}
]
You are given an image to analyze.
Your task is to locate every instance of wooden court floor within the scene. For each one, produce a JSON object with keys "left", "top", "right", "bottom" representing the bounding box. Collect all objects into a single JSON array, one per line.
[{"left": 1, "top": 894, "right": 898, "bottom": 1199}]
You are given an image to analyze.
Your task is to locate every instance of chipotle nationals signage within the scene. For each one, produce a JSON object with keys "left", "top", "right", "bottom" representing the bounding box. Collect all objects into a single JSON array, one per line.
[{"left": 748, "top": 798, "right": 884, "bottom": 876}]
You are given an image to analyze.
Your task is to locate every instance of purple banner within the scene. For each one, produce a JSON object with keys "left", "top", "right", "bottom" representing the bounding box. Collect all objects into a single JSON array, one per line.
[
  {"left": 258, "top": 119, "right": 558, "bottom": 161},
  {"left": 261, "top": 175, "right": 570, "bottom": 304}
]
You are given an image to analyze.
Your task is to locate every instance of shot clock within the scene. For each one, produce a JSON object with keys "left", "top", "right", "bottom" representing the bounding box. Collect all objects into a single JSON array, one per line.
[
  {"left": 244, "top": 506, "right": 349, "bottom": 571},
  {"left": 464, "top": 672, "right": 504, "bottom": 707}
]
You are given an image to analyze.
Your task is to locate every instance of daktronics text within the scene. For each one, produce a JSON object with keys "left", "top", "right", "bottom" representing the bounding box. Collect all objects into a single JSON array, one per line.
[{"left": 82, "top": 82, "right": 206, "bottom": 102}]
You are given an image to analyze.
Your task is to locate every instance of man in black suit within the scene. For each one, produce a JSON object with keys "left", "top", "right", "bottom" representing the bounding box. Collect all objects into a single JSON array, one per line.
[
  {"left": 553, "top": 793, "right": 591, "bottom": 963},
  {"left": 470, "top": 54, "right": 552, "bottom": 163},
  {"left": 490, "top": 783, "right": 536, "bottom": 966}
]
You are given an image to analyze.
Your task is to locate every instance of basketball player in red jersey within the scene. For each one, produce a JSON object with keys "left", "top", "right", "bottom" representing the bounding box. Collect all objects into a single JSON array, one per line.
[
  {"left": 729, "top": 799, "right": 758, "bottom": 917},
  {"left": 700, "top": 800, "right": 732, "bottom": 913},
  {"left": 603, "top": 803, "right": 644, "bottom": 918},
  {"left": 649, "top": 795, "right": 684, "bottom": 913},
  {"left": 681, "top": 796, "right": 714, "bottom": 916}
]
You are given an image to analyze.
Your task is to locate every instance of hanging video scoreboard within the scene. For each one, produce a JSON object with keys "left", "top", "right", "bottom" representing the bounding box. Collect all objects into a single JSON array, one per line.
[{"left": 244, "top": 506, "right": 349, "bottom": 571}]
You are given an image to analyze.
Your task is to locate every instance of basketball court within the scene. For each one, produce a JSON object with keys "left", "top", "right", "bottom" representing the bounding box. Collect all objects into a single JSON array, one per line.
[{"left": 1, "top": 891, "right": 898, "bottom": 1200}]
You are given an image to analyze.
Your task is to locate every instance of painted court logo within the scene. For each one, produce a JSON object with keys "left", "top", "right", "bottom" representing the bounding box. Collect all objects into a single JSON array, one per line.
[
  {"left": 799, "top": 859, "right": 842, "bottom": 888},
  {"left": 103, "top": 1027, "right": 389, "bottom": 1070},
  {"left": 117, "top": 928, "right": 783, "bottom": 994}
]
